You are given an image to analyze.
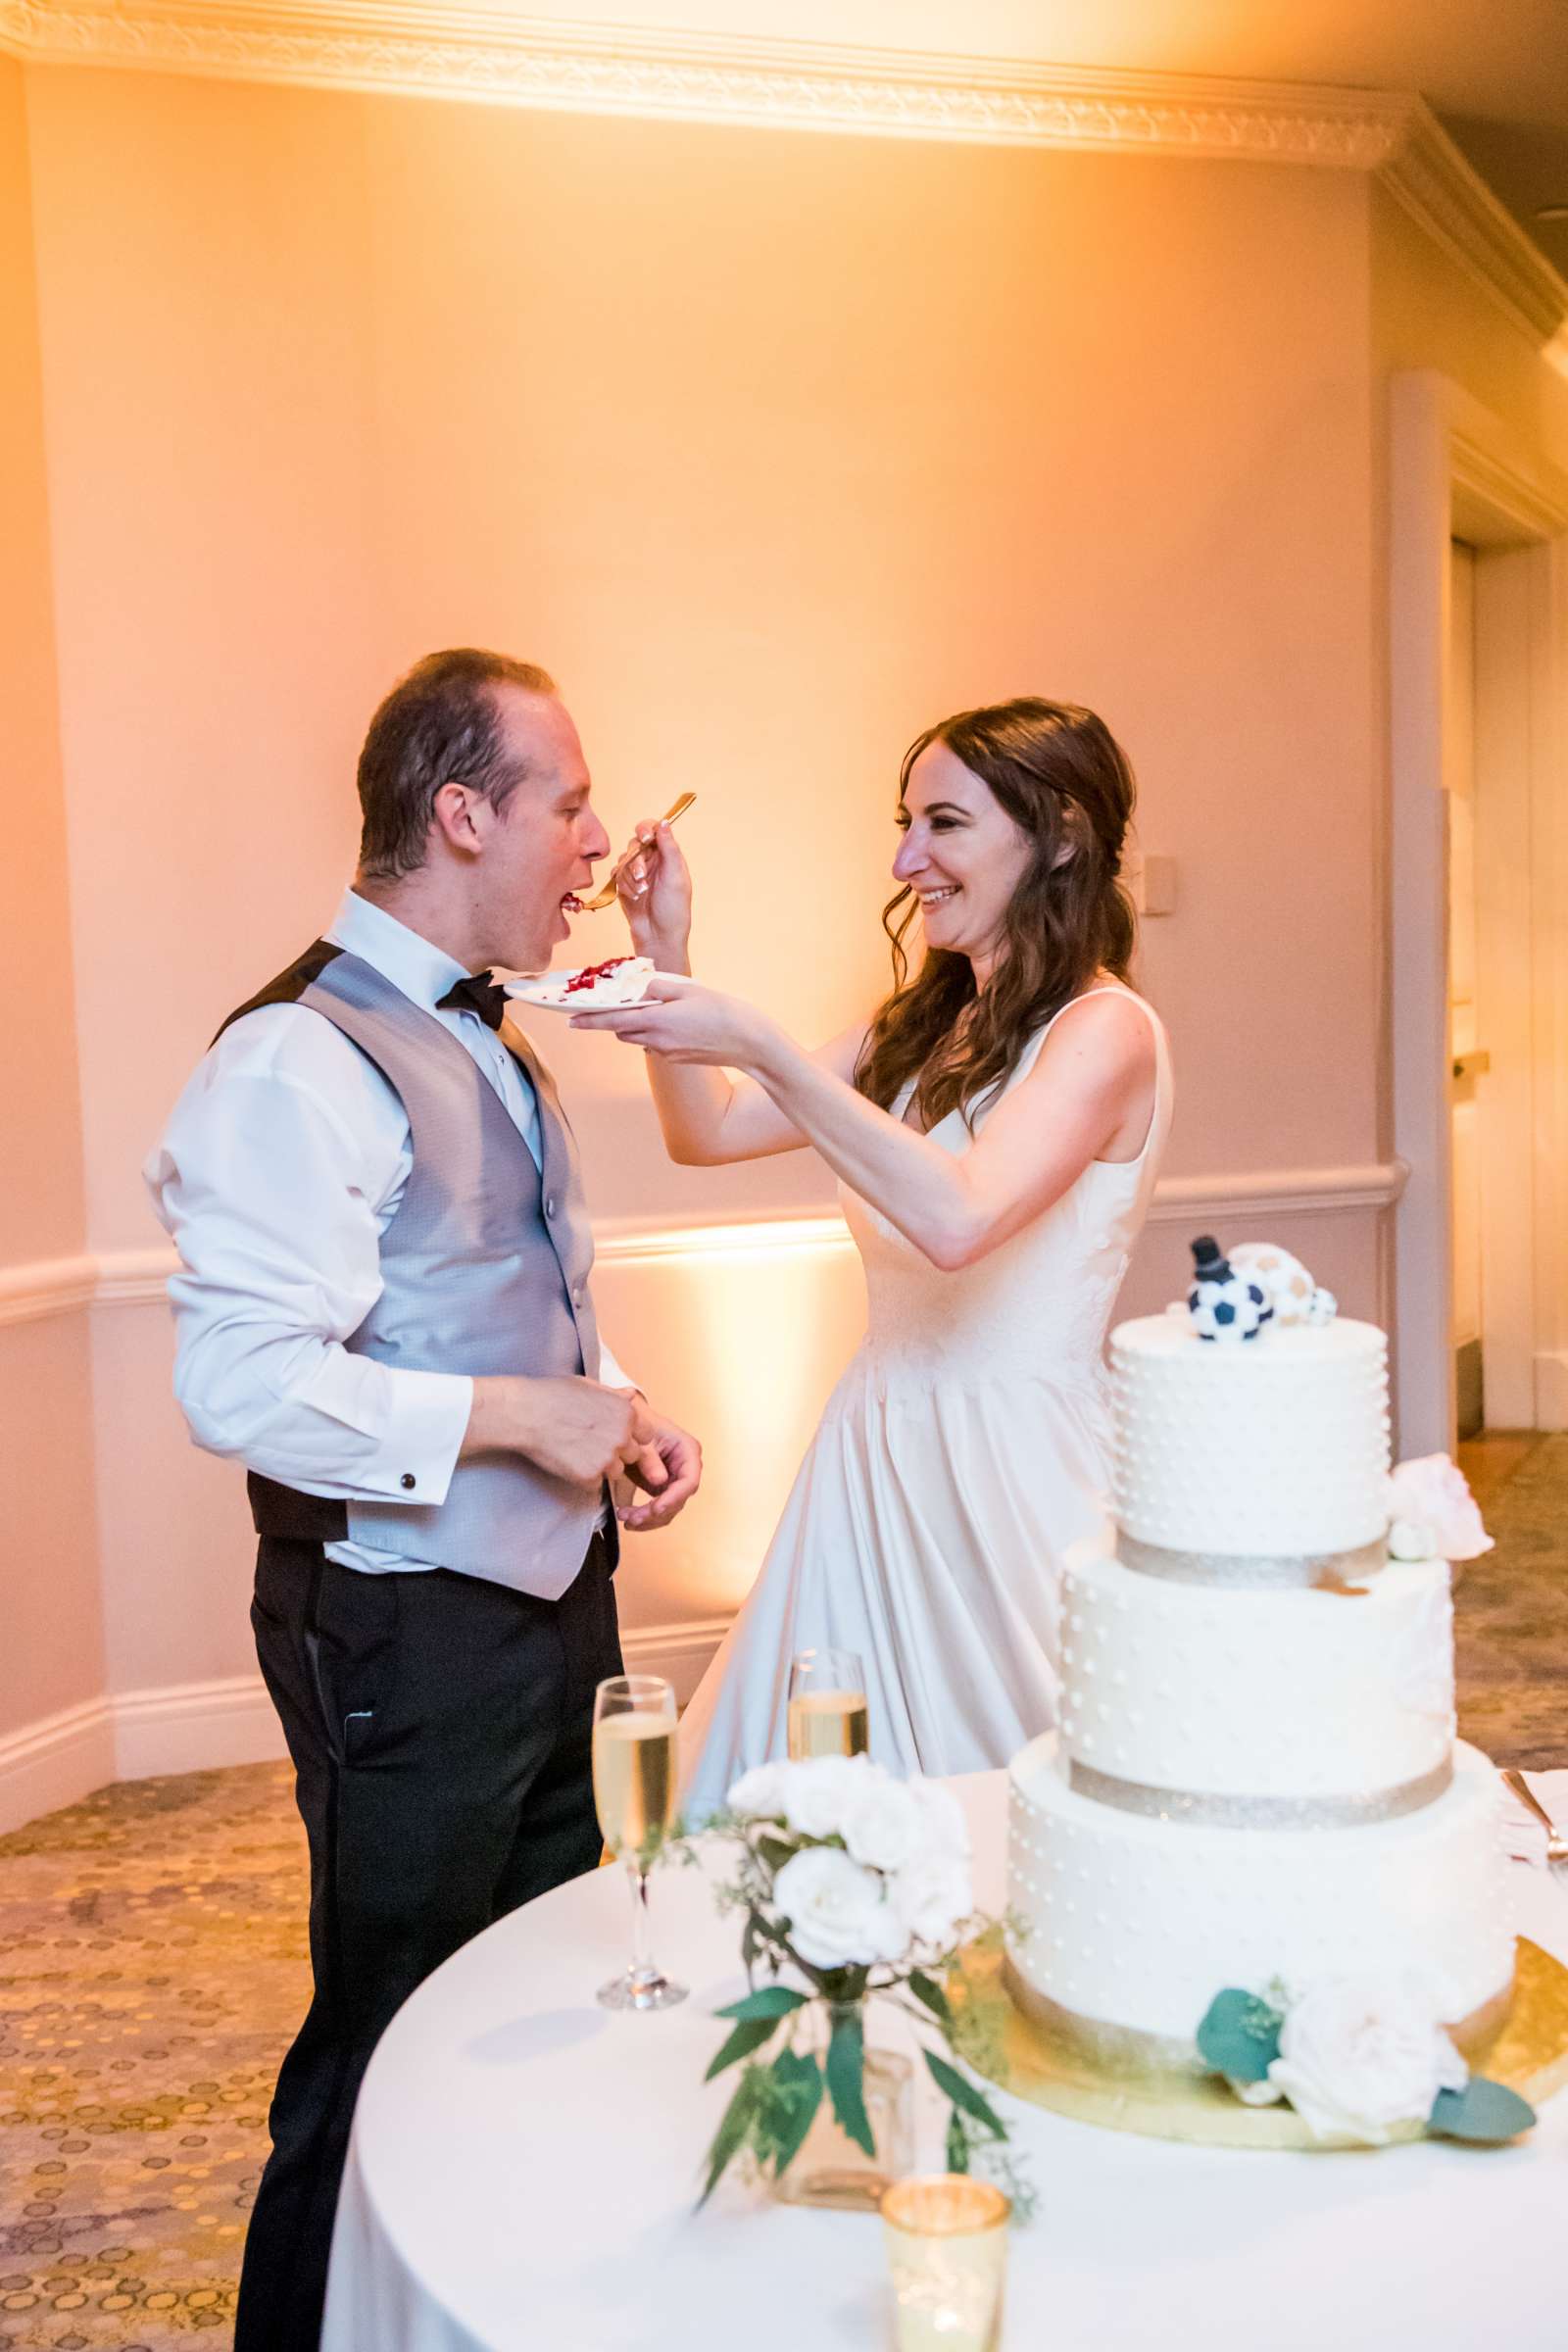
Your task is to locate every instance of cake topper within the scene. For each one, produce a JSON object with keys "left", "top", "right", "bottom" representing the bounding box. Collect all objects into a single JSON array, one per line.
[
  {"left": 1186, "top": 1235, "right": 1271, "bottom": 1343},
  {"left": 1229, "top": 1240, "right": 1339, "bottom": 1329}
]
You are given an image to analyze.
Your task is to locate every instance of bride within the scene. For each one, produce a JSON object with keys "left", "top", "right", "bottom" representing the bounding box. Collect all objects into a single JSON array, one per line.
[{"left": 572, "top": 698, "right": 1173, "bottom": 1812}]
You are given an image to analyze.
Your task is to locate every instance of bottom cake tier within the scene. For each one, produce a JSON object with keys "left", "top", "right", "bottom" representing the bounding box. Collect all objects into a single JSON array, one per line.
[{"left": 1007, "top": 1733, "right": 1516, "bottom": 2070}]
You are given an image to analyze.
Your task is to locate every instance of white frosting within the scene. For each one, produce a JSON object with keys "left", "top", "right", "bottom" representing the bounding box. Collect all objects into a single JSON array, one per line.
[
  {"left": 1008, "top": 1734, "right": 1515, "bottom": 2046},
  {"left": 1110, "top": 1313, "right": 1391, "bottom": 1557},
  {"left": 1058, "top": 1544, "right": 1455, "bottom": 1800}
]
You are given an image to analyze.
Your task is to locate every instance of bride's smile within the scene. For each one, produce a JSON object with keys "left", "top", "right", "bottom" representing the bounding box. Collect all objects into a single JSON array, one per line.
[{"left": 893, "top": 738, "right": 1033, "bottom": 983}]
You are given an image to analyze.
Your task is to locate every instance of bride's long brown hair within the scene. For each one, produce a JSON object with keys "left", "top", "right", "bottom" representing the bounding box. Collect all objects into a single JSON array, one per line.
[{"left": 854, "top": 699, "right": 1138, "bottom": 1132}]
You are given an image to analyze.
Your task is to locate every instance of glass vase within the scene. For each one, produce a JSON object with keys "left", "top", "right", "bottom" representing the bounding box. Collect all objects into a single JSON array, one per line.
[{"left": 773, "top": 2003, "right": 914, "bottom": 2213}]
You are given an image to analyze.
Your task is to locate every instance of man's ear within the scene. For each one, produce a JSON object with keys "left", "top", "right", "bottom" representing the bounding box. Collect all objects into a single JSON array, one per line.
[{"left": 431, "top": 780, "right": 486, "bottom": 858}]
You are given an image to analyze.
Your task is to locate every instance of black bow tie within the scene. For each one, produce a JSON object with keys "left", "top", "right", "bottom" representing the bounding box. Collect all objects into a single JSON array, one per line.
[{"left": 437, "top": 972, "right": 508, "bottom": 1032}]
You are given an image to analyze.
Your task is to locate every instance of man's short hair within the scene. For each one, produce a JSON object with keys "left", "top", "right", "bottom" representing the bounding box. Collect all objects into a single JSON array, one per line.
[{"left": 356, "top": 648, "right": 557, "bottom": 880}]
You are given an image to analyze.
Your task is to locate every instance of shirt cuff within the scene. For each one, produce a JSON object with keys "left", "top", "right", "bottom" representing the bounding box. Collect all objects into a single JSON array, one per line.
[
  {"left": 599, "top": 1341, "right": 638, "bottom": 1396},
  {"left": 352, "top": 1369, "right": 473, "bottom": 1506}
]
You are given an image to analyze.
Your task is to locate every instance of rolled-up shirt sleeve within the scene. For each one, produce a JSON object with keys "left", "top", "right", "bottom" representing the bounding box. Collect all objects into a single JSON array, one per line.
[{"left": 146, "top": 1062, "right": 472, "bottom": 1500}]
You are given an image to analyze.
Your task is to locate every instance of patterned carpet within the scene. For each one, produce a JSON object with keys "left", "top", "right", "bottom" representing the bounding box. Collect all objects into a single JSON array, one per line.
[{"left": 1, "top": 1439, "right": 1564, "bottom": 2350}]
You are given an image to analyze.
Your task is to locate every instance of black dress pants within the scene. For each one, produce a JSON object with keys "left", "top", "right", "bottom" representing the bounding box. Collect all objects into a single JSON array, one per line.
[{"left": 235, "top": 1532, "right": 621, "bottom": 2352}]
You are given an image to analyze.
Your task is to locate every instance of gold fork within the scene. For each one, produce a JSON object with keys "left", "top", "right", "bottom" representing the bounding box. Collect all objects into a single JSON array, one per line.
[{"left": 576, "top": 792, "right": 697, "bottom": 911}]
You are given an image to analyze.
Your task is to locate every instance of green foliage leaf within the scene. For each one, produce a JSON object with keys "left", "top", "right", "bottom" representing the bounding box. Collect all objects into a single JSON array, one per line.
[
  {"left": 699, "top": 2066, "right": 761, "bottom": 2206},
  {"left": 762, "top": 2047, "right": 825, "bottom": 2177},
  {"left": 715, "top": 1985, "right": 808, "bottom": 2024},
  {"left": 1429, "top": 2077, "right": 1537, "bottom": 2143},
  {"left": 946, "top": 2107, "right": 971, "bottom": 2174},
  {"left": 705, "top": 2014, "right": 783, "bottom": 2082},
  {"left": 1195, "top": 1988, "right": 1283, "bottom": 2084},
  {"left": 909, "top": 1968, "right": 954, "bottom": 2029},
  {"left": 758, "top": 1836, "right": 797, "bottom": 1873},
  {"left": 925, "top": 2048, "right": 1005, "bottom": 2140},
  {"left": 826, "top": 2007, "right": 875, "bottom": 2157}
]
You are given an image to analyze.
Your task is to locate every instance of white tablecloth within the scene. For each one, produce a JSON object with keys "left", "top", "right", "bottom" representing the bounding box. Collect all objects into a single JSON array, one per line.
[{"left": 321, "top": 1772, "right": 1568, "bottom": 2352}]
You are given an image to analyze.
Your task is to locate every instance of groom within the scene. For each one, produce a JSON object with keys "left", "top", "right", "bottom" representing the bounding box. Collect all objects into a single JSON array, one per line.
[{"left": 146, "top": 649, "right": 702, "bottom": 2350}]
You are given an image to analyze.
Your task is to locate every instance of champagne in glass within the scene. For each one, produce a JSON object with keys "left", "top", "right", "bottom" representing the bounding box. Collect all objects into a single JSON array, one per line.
[
  {"left": 787, "top": 1648, "right": 869, "bottom": 1761},
  {"left": 593, "top": 1674, "right": 686, "bottom": 2013}
]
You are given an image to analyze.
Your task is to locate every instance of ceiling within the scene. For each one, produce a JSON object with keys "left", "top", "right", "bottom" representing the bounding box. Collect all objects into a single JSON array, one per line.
[{"left": 446, "top": 0, "right": 1568, "bottom": 266}]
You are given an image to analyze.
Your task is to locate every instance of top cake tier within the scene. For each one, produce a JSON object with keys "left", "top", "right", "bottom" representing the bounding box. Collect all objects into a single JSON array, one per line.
[{"left": 1109, "top": 1312, "right": 1391, "bottom": 1558}]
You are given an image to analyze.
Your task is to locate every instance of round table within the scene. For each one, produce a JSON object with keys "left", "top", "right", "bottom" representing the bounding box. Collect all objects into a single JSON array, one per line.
[{"left": 320, "top": 1772, "right": 1568, "bottom": 2352}]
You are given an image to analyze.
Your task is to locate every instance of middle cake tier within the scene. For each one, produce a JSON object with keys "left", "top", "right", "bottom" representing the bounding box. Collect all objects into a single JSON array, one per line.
[{"left": 1058, "top": 1540, "right": 1455, "bottom": 1812}]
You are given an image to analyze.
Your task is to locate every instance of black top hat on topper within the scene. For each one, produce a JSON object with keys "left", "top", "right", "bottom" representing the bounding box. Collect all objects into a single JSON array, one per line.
[{"left": 1186, "top": 1235, "right": 1271, "bottom": 1344}]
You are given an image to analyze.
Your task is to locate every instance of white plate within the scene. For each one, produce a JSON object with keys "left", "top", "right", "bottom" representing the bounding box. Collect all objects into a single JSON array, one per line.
[{"left": 503, "top": 958, "right": 655, "bottom": 1011}]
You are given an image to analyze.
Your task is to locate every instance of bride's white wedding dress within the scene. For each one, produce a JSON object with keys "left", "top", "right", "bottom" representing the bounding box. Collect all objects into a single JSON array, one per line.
[{"left": 679, "top": 985, "right": 1173, "bottom": 1816}]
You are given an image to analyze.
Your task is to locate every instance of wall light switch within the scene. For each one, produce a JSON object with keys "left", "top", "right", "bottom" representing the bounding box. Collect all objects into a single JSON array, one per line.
[{"left": 1127, "top": 853, "right": 1177, "bottom": 915}]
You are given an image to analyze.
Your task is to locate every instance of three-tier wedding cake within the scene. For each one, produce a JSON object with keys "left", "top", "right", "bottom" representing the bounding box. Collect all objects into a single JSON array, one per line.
[{"left": 1005, "top": 1251, "right": 1517, "bottom": 2080}]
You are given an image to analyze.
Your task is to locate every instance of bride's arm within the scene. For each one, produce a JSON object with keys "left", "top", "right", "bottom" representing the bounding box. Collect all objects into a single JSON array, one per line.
[
  {"left": 606, "top": 814, "right": 866, "bottom": 1165},
  {"left": 579, "top": 984, "right": 1154, "bottom": 1268}
]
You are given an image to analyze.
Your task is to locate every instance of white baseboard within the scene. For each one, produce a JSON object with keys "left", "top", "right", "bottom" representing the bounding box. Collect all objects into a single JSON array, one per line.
[
  {"left": 0, "top": 1694, "right": 117, "bottom": 1839},
  {"left": 0, "top": 1617, "right": 734, "bottom": 1836},
  {"left": 621, "top": 1614, "right": 730, "bottom": 1704},
  {"left": 1535, "top": 1351, "right": 1568, "bottom": 1431},
  {"left": 111, "top": 1673, "right": 289, "bottom": 1783}
]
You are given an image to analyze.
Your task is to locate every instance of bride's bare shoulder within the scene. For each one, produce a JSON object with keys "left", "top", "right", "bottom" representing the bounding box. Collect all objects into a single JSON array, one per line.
[{"left": 1033, "top": 986, "right": 1157, "bottom": 1080}]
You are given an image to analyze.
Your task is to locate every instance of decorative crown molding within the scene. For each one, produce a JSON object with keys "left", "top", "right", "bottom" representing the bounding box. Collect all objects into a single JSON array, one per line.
[
  {"left": 1379, "top": 103, "right": 1568, "bottom": 344},
  {"left": 3, "top": 5, "right": 1564, "bottom": 343},
  {"left": 0, "top": 1, "right": 1409, "bottom": 162}
]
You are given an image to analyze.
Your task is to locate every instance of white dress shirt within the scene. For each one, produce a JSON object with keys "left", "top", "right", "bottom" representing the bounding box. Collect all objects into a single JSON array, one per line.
[{"left": 145, "top": 888, "right": 631, "bottom": 1574}]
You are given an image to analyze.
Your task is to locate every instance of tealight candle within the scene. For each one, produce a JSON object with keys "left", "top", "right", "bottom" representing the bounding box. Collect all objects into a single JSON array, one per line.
[{"left": 881, "top": 2175, "right": 1010, "bottom": 2352}]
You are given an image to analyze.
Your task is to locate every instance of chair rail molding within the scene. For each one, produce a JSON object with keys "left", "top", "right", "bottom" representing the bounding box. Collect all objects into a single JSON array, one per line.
[
  {"left": 1, "top": 6, "right": 1564, "bottom": 341},
  {"left": 0, "top": 1164, "right": 1409, "bottom": 1330}
]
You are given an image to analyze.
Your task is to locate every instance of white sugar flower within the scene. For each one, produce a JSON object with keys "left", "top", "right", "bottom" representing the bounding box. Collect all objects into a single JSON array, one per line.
[
  {"left": 888, "top": 1851, "right": 974, "bottom": 1957},
  {"left": 771, "top": 1845, "right": 902, "bottom": 1970},
  {"left": 726, "top": 1762, "right": 795, "bottom": 1821},
  {"left": 841, "top": 1777, "right": 924, "bottom": 1873},
  {"left": 781, "top": 1753, "right": 882, "bottom": 1839},
  {"left": 1386, "top": 1454, "right": 1494, "bottom": 1564},
  {"left": 1265, "top": 1974, "right": 1468, "bottom": 2144}
]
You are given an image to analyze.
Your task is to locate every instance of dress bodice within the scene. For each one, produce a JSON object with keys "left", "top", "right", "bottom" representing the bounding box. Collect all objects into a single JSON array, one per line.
[{"left": 839, "top": 988, "right": 1172, "bottom": 1390}]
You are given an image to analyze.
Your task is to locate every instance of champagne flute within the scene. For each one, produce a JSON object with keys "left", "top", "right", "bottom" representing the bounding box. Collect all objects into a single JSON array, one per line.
[
  {"left": 593, "top": 1674, "right": 686, "bottom": 2012},
  {"left": 787, "top": 1647, "right": 869, "bottom": 1760}
]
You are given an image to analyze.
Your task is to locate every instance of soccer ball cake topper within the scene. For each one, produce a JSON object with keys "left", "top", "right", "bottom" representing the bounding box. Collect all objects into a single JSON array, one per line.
[{"left": 1186, "top": 1235, "right": 1271, "bottom": 1343}]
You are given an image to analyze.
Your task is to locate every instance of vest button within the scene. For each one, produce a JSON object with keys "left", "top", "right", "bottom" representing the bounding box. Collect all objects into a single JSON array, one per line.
[
  {"left": 545, "top": 1197, "right": 557, "bottom": 1219},
  {"left": 400, "top": 1473, "right": 416, "bottom": 1491}
]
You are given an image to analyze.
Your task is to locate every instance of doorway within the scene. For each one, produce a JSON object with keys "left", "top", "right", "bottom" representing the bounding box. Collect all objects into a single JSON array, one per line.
[{"left": 1389, "top": 373, "right": 1568, "bottom": 1458}]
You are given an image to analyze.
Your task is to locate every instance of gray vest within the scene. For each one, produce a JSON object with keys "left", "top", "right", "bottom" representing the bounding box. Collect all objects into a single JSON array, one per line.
[{"left": 246, "top": 949, "right": 608, "bottom": 1599}]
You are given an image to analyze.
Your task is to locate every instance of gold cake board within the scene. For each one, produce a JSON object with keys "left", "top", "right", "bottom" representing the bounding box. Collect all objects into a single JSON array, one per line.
[{"left": 954, "top": 1937, "right": 1568, "bottom": 2151}]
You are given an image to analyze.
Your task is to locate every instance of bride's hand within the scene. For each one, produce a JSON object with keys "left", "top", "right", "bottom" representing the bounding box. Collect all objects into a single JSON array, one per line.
[
  {"left": 616, "top": 817, "right": 692, "bottom": 965},
  {"left": 569, "top": 972, "right": 777, "bottom": 1069}
]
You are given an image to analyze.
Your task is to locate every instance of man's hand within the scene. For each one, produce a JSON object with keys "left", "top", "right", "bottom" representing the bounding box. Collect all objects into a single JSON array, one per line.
[
  {"left": 463, "top": 1374, "right": 666, "bottom": 1490},
  {"left": 612, "top": 1398, "right": 703, "bottom": 1532}
]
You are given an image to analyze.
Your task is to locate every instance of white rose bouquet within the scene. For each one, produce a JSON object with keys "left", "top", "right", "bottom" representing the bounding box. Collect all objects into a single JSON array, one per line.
[
  {"left": 699, "top": 1755, "right": 1021, "bottom": 2203},
  {"left": 1197, "top": 1972, "right": 1534, "bottom": 2147}
]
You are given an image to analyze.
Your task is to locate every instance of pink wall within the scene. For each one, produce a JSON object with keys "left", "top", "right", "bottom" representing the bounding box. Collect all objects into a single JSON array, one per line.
[
  {"left": 0, "top": 55, "right": 105, "bottom": 1739},
  {"left": 16, "top": 60, "right": 1402, "bottom": 1709}
]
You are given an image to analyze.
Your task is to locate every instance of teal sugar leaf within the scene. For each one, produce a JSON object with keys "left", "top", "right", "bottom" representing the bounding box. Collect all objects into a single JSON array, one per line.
[
  {"left": 715, "top": 1984, "right": 808, "bottom": 2024},
  {"left": 826, "top": 2006, "right": 875, "bottom": 2157},
  {"left": 1429, "top": 2078, "right": 1537, "bottom": 2143},
  {"left": 1196, "top": 1988, "right": 1284, "bottom": 2083}
]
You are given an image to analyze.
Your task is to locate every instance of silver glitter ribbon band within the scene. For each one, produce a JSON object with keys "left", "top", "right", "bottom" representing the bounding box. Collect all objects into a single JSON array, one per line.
[
  {"left": 1067, "top": 1755, "right": 1453, "bottom": 1828},
  {"left": 1002, "top": 1954, "right": 1516, "bottom": 2084},
  {"left": 1116, "top": 1531, "right": 1390, "bottom": 1592}
]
